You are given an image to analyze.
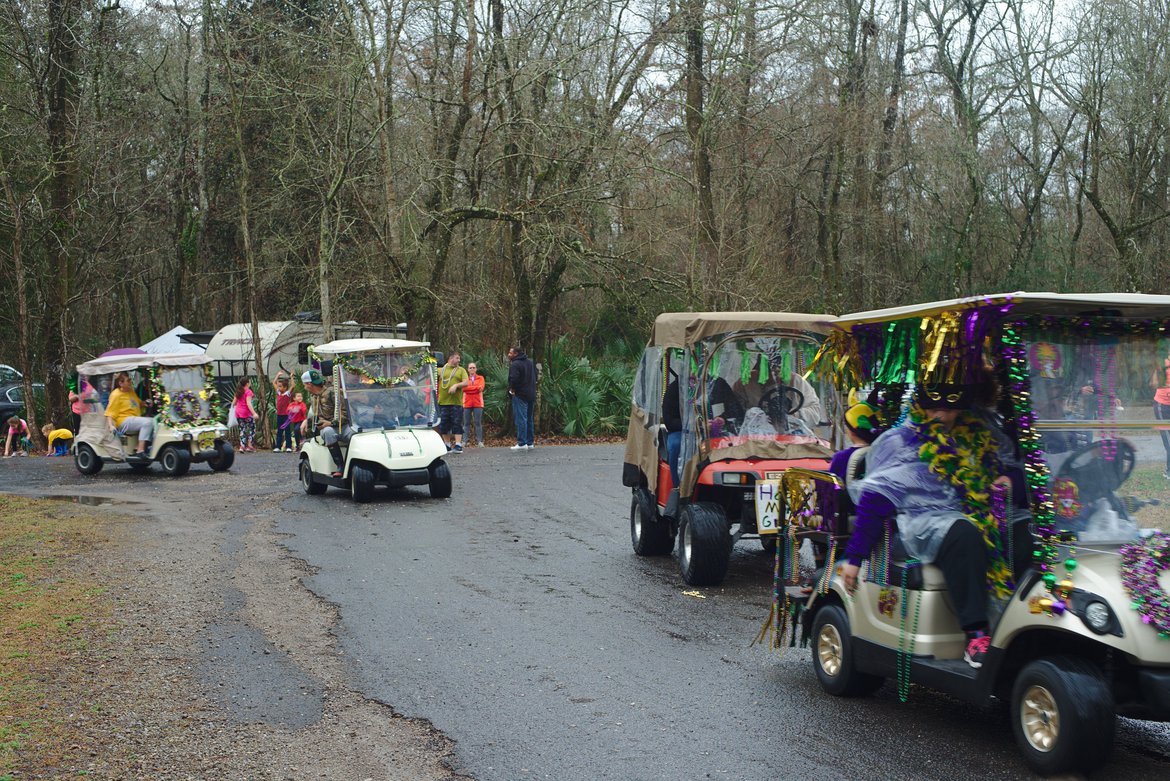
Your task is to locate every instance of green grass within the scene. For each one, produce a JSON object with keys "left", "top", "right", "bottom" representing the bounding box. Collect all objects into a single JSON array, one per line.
[
  {"left": 1122, "top": 466, "right": 1170, "bottom": 531},
  {"left": 0, "top": 495, "right": 114, "bottom": 773}
]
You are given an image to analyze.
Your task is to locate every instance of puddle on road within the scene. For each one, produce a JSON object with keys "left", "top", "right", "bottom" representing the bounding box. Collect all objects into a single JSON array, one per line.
[{"left": 40, "top": 494, "right": 144, "bottom": 508}]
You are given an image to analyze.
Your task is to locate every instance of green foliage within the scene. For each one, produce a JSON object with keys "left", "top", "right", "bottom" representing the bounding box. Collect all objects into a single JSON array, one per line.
[{"left": 535, "top": 336, "right": 633, "bottom": 436}]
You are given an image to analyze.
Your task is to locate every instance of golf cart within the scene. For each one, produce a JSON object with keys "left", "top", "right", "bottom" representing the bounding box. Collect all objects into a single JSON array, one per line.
[
  {"left": 299, "top": 339, "right": 451, "bottom": 502},
  {"left": 74, "top": 352, "right": 233, "bottom": 476},
  {"left": 622, "top": 312, "right": 841, "bottom": 586},
  {"left": 794, "top": 292, "right": 1170, "bottom": 775}
]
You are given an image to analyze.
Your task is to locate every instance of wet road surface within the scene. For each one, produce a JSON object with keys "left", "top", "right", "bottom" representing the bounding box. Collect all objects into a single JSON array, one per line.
[{"left": 4, "top": 445, "right": 1170, "bottom": 779}]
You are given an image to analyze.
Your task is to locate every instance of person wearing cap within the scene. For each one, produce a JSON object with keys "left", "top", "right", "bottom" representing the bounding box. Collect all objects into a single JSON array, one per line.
[
  {"left": 838, "top": 380, "right": 1028, "bottom": 670},
  {"left": 301, "top": 369, "right": 344, "bottom": 477}
]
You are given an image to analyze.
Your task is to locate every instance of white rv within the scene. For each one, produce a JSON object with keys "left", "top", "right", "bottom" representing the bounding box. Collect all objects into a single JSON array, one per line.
[{"left": 204, "top": 319, "right": 405, "bottom": 382}]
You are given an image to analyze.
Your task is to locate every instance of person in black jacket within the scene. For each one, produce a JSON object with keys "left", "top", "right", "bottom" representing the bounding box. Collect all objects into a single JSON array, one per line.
[
  {"left": 507, "top": 347, "right": 537, "bottom": 450},
  {"left": 662, "top": 373, "right": 683, "bottom": 485}
]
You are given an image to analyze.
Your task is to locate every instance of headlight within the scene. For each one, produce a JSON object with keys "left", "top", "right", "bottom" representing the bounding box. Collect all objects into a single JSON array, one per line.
[
  {"left": 182, "top": 432, "right": 193, "bottom": 441},
  {"left": 721, "top": 472, "right": 752, "bottom": 485},
  {"left": 1082, "top": 600, "right": 1113, "bottom": 634}
]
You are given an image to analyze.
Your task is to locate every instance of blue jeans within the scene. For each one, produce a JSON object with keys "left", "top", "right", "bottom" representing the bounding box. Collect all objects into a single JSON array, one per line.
[
  {"left": 666, "top": 430, "right": 683, "bottom": 486},
  {"left": 512, "top": 395, "right": 534, "bottom": 446}
]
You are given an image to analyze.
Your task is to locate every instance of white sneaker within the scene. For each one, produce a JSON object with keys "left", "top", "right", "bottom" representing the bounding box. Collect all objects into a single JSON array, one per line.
[
  {"left": 510, "top": 444, "right": 526, "bottom": 451},
  {"left": 526, "top": 444, "right": 535, "bottom": 450}
]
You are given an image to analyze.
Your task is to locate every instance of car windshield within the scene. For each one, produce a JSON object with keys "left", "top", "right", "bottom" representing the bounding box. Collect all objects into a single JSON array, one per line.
[
  {"left": 338, "top": 351, "right": 436, "bottom": 429},
  {"left": 698, "top": 333, "right": 832, "bottom": 447},
  {"left": 1025, "top": 323, "right": 1170, "bottom": 543},
  {"left": 157, "top": 366, "right": 212, "bottom": 423}
]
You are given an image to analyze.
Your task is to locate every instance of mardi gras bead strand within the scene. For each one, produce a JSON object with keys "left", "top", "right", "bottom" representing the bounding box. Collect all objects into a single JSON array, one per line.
[
  {"left": 897, "top": 560, "right": 923, "bottom": 703},
  {"left": 1120, "top": 532, "right": 1170, "bottom": 638}
]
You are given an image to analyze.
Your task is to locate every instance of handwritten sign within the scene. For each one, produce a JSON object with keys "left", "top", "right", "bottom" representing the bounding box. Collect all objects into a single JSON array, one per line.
[{"left": 755, "top": 480, "right": 782, "bottom": 534}]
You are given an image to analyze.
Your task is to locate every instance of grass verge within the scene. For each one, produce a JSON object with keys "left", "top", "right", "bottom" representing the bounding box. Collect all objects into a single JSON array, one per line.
[{"left": 0, "top": 494, "right": 114, "bottom": 777}]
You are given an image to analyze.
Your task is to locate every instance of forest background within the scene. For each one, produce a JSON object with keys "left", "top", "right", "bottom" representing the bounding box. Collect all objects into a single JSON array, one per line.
[{"left": 3, "top": 0, "right": 1170, "bottom": 437}]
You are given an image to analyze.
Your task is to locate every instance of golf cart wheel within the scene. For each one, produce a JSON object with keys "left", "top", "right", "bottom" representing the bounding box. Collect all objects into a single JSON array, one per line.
[
  {"left": 351, "top": 462, "right": 376, "bottom": 503},
  {"left": 677, "top": 502, "right": 731, "bottom": 586},
  {"left": 74, "top": 443, "right": 103, "bottom": 475},
  {"left": 208, "top": 440, "right": 235, "bottom": 472},
  {"left": 300, "top": 458, "right": 326, "bottom": 495},
  {"left": 811, "top": 604, "right": 884, "bottom": 697},
  {"left": 631, "top": 488, "right": 673, "bottom": 556},
  {"left": 1010, "top": 656, "right": 1115, "bottom": 776},
  {"left": 760, "top": 535, "right": 778, "bottom": 555},
  {"left": 160, "top": 445, "right": 191, "bottom": 477},
  {"left": 429, "top": 461, "right": 452, "bottom": 499}
]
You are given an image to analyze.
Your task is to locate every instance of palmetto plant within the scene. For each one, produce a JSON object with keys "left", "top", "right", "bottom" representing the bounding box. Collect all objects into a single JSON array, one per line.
[{"left": 466, "top": 338, "right": 636, "bottom": 438}]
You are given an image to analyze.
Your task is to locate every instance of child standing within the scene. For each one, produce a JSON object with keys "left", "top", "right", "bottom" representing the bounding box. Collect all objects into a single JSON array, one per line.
[
  {"left": 4, "top": 416, "right": 30, "bottom": 457},
  {"left": 233, "top": 378, "right": 258, "bottom": 452},
  {"left": 272, "top": 371, "right": 293, "bottom": 452},
  {"left": 287, "top": 391, "right": 308, "bottom": 450},
  {"left": 42, "top": 424, "right": 74, "bottom": 456}
]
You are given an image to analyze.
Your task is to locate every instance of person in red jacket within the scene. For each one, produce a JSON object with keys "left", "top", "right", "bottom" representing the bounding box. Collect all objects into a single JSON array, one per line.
[{"left": 460, "top": 361, "right": 487, "bottom": 447}]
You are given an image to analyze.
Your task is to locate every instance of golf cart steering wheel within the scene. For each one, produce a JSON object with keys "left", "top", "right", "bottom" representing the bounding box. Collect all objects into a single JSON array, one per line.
[
  {"left": 759, "top": 385, "right": 804, "bottom": 419},
  {"left": 1053, "top": 438, "right": 1136, "bottom": 505}
]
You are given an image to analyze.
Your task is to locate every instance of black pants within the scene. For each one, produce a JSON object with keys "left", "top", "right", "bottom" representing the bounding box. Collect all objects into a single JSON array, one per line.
[
  {"left": 934, "top": 517, "right": 1034, "bottom": 631},
  {"left": 1157, "top": 402, "right": 1170, "bottom": 473}
]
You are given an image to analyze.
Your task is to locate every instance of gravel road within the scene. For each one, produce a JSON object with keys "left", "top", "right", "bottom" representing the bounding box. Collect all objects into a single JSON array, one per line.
[{"left": 3, "top": 444, "right": 1170, "bottom": 780}]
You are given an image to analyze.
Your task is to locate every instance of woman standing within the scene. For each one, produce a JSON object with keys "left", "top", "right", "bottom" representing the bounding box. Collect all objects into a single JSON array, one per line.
[
  {"left": 461, "top": 361, "right": 486, "bottom": 447},
  {"left": 1154, "top": 356, "right": 1170, "bottom": 478},
  {"left": 233, "top": 378, "right": 258, "bottom": 452}
]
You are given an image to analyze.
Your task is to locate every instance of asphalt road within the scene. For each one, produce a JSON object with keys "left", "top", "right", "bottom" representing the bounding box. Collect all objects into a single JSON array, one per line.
[{"left": 4, "top": 444, "right": 1170, "bottom": 780}]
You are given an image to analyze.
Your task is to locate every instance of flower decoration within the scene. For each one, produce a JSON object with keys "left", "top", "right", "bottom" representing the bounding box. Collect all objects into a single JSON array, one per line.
[
  {"left": 1120, "top": 532, "right": 1170, "bottom": 639},
  {"left": 148, "top": 364, "right": 223, "bottom": 429},
  {"left": 169, "top": 390, "right": 203, "bottom": 424}
]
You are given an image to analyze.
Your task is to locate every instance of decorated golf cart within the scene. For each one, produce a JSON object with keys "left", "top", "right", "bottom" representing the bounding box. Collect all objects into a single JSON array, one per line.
[
  {"left": 74, "top": 352, "right": 233, "bottom": 476},
  {"left": 299, "top": 339, "right": 451, "bottom": 502},
  {"left": 774, "top": 293, "right": 1170, "bottom": 775},
  {"left": 622, "top": 312, "right": 842, "bottom": 586}
]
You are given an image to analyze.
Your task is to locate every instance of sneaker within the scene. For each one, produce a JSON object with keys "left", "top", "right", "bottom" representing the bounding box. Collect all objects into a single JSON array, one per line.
[
  {"left": 273, "top": 447, "right": 280, "bottom": 452},
  {"left": 964, "top": 633, "right": 990, "bottom": 669},
  {"left": 526, "top": 444, "right": 535, "bottom": 450},
  {"left": 510, "top": 444, "right": 526, "bottom": 451},
  {"left": 478, "top": 442, "right": 485, "bottom": 448},
  {"left": 452, "top": 444, "right": 463, "bottom": 453}
]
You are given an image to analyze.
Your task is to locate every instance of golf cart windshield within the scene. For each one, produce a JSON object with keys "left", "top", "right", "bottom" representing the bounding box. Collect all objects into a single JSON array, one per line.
[
  {"left": 338, "top": 351, "right": 436, "bottom": 429},
  {"left": 1025, "top": 323, "right": 1168, "bottom": 543},
  {"left": 76, "top": 373, "right": 119, "bottom": 415},
  {"left": 698, "top": 333, "right": 830, "bottom": 448},
  {"left": 157, "top": 366, "right": 213, "bottom": 424}
]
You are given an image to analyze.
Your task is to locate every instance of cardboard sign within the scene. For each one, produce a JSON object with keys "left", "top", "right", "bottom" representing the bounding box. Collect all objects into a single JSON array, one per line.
[{"left": 755, "top": 480, "right": 782, "bottom": 534}]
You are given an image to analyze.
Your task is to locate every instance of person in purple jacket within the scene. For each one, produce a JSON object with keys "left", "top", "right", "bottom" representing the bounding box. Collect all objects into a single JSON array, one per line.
[{"left": 838, "top": 382, "right": 1027, "bottom": 669}]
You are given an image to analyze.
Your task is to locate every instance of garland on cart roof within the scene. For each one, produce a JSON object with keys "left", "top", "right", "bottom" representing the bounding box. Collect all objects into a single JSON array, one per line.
[{"left": 308, "top": 347, "right": 435, "bottom": 387}]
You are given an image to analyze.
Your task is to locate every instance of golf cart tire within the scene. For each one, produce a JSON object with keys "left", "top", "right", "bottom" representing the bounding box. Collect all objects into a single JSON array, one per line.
[
  {"left": 351, "top": 462, "right": 376, "bottom": 503},
  {"left": 1010, "top": 656, "right": 1115, "bottom": 776},
  {"left": 208, "top": 440, "right": 235, "bottom": 472},
  {"left": 300, "top": 458, "right": 326, "bottom": 495},
  {"left": 811, "top": 604, "right": 884, "bottom": 697},
  {"left": 75, "top": 443, "right": 103, "bottom": 475},
  {"left": 429, "top": 461, "right": 452, "bottom": 499},
  {"left": 160, "top": 445, "right": 192, "bottom": 477},
  {"left": 631, "top": 488, "right": 673, "bottom": 556},
  {"left": 678, "top": 502, "right": 731, "bottom": 586}
]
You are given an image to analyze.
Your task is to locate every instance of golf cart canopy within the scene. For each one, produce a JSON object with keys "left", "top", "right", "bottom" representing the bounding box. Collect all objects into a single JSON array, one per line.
[
  {"left": 311, "top": 338, "right": 431, "bottom": 357},
  {"left": 77, "top": 351, "right": 213, "bottom": 376},
  {"left": 834, "top": 292, "right": 1170, "bottom": 329},
  {"left": 651, "top": 312, "right": 837, "bottom": 347}
]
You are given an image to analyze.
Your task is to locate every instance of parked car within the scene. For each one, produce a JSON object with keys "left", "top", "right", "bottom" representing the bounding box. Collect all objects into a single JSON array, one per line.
[
  {"left": 0, "top": 365, "right": 22, "bottom": 386},
  {"left": 0, "top": 382, "right": 45, "bottom": 422}
]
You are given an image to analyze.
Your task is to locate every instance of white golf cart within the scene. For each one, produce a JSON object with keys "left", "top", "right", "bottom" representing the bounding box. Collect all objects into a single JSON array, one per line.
[
  {"left": 74, "top": 352, "right": 233, "bottom": 476},
  {"left": 299, "top": 339, "right": 452, "bottom": 502}
]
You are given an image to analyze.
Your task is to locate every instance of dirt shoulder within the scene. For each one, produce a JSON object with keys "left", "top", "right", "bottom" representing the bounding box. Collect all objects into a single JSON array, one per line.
[{"left": 1, "top": 484, "right": 467, "bottom": 780}]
